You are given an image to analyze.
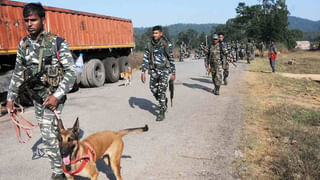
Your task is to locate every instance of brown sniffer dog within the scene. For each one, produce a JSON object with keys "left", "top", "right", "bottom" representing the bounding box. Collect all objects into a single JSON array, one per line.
[{"left": 57, "top": 118, "right": 148, "bottom": 180}]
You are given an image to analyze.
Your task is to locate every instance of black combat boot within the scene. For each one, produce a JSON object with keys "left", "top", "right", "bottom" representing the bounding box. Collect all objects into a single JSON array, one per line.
[
  {"left": 213, "top": 86, "right": 220, "bottom": 95},
  {"left": 51, "top": 173, "right": 66, "bottom": 180},
  {"left": 156, "top": 109, "right": 165, "bottom": 121}
]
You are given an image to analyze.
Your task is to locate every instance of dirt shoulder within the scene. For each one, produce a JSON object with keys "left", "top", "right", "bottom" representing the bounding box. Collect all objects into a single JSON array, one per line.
[{"left": 236, "top": 51, "right": 320, "bottom": 179}]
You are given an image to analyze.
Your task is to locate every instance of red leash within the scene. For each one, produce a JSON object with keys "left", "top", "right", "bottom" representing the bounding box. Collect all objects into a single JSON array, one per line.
[
  {"left": 9, "top": 108, "right": 61, "bottom": 144},
  {"left": 9, "top": 109, "right": 38, "bottom": 143}
]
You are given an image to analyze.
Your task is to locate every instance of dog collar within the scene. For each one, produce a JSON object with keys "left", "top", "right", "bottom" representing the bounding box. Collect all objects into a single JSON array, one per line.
[{"left": 62, "top": 146, "right": 95, "bottom": 176}]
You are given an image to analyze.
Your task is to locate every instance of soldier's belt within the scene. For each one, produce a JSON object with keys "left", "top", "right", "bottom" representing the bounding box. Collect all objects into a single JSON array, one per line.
[{"left": 154, "top": 63, "right": 168, "bottom": 68}]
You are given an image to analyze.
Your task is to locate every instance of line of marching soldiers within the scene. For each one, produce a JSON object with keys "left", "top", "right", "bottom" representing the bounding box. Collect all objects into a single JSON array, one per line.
[{"left": 203, "top": 33, "right": 262, "bottom": 95}]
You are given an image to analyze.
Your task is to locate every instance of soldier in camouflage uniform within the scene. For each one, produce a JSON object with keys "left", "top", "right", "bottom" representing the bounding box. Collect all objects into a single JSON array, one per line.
[
  {"left": 259, "top": 41, "right": 265, "bottom": 57},
  {"left": 141, "top": 25, "right": 176, "bottom": 121},
  {"left": 235, "top": 40, "right": 240, "bottom": 62},
  {"left": 218, "top": 32, "right": 232, "bottom": 86},
  {"left": 239, "top": 41, "right": 246, "bottom": 60},
  {"left": 252, "top": 40, "right": 256, "bottom": 60},
  {"left": 207, "top": 34, "right": 224, "bottom": 95},
  {"left": 246, "top": 39, "right": 254, "bottom": 64},
  {"left": 6, "top": 3, "right": 76, "bottom": 180},
  {"left": 179, "top": 41, "right": 185, "bottom": 62}
]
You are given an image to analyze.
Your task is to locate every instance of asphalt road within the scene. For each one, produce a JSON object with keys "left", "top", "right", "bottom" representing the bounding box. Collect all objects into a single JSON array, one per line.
[{"left": 0, "top": 57, "right": 246, "bottom": 180}]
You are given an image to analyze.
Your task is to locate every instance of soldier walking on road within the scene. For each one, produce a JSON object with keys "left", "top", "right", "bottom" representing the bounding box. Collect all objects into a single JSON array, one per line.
[
  {"left": 218, "top": 32, "right": 231, "bottom": 86},
  {"left": 6, "top": 3, "right": 76, "bottom": 180},
  {"left": 239, "top": 41, "right": 246, "bottom": 60},
  {"left": 141, "top": 25, "right": 176, "bottom": 121},
  {"left": 259, "top": 41, "right": 265, "bottom": 57},
  {"left": 246, "top": 39, "right": 254, "bottom": 64},
  {"left": 179, "top": 41, "right": 185, "bottom": 62},
  {"left": 269, "top": 40, "right": 277, "bottom": 73},
  {"left": 234, "top": 40, "right": 240, "bottom": 62},
  {"left": 206, "top": 34, "right": 225, "bottom": 95}
]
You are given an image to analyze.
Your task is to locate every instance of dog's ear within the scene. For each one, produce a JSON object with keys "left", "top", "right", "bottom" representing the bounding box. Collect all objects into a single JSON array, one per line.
[
  {"left": 57, "top": 119, "right": 65, "bottom": 130},
  {"left": 72, "top": 117, "right": 80, "bottom": 138}
]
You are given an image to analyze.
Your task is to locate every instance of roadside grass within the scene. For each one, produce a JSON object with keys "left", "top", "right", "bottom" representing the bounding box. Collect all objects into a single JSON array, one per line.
[
  {"left": 236, "top": 50, "right": 320, "bottom": 179},
  {"left": 250, "top": 51, "right": 320, "bottom": 74}
]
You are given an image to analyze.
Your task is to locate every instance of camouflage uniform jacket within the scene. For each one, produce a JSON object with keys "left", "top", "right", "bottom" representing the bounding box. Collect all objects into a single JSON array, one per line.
[
  {"left": 141, "top": 36, "right": 176, "bottom": 74},
  {"left": 180, "top": 44, "right": 185, "bottom": 53},
  {"left": 7, "top": 31, "right": 76, "bottom": 102},
  {"left": 246, "top": 42, "right": 254, "bottom": 54},
  {"left": 218, "top": 41, "right": 232, "bottom": 63},
  {"left": 207, "top": 44, "right": 224, "bottom": 66}
]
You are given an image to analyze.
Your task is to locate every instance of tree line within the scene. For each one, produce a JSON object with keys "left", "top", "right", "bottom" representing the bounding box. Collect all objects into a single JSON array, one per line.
[{"left": 134, "top": 0, "right": 306, "bottom": 51}]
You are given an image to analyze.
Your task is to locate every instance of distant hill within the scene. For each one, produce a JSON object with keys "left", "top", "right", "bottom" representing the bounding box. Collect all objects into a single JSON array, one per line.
[
  {"left": 134, "top": 16, "right": 320, "bottom": 37},
  {"left": 288, "top": 16, "right": 320, "bottom": 32},
  {"left": 134, "top": 23, "right": 219, "bottom": 36}
]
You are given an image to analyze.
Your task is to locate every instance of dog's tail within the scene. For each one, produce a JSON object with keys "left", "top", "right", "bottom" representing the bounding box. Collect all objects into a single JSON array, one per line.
[{"left": 117, "top": 124, "right": 148, "bottom": 137}]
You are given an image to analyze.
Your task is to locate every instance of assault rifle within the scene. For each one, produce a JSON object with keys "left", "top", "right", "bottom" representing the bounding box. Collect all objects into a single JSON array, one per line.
[{"left": 18, "top": 72, "right": 46, "bottom": 104}]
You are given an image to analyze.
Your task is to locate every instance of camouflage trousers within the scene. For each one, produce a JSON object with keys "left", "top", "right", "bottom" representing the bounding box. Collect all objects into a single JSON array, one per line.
[
  {"left": 149, "top": 69, "right": 169, "bottom": 111},
  {"left": 211, "top": 62, "right": 223, "bottom": 86},
  {"left": 179, "top": 52, "right": 184, "bottom": 62},
  {"left": 246, "top": 53, "right": 253, "bottom": 63},
  {"left": 223, "top": 62, "right": 229, "bottom": 80},
  {"left": 34, "top": 101, "right": 64, "bottom": 174}
]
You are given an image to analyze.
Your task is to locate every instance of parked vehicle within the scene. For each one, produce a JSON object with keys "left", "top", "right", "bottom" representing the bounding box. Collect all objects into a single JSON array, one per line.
[{"left": 0, "top": 0, "right": 134, "bottom": 96}]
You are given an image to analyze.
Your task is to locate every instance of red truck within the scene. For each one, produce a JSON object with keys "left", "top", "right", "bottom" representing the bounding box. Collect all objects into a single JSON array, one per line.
[{"left": 0, "top": 0, "right": 134, "bottom": 95}]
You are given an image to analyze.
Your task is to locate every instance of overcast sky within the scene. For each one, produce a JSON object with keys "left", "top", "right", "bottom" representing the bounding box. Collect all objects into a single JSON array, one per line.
[{"left": 18, "top": 0, "right": 320, "bottom": 27}]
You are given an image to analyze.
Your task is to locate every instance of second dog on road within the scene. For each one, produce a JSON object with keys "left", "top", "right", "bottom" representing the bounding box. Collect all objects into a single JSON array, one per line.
[{"left": 120, "top": 67, "right": 132, "bottom": 86}]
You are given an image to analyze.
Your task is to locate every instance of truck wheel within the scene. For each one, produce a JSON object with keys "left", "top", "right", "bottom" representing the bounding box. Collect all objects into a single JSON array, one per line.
[
  {"left": 76, "top": 71, "right": 81, "bottom": 84},
  {"left": 80, "top": 63, "right": 90, "bottom": 88},
  {"left": 103, "top": 57, "right": 120, "bottom": 83},
  {"left": 119, "top": 56, "right": 130, "bottom": 73},
  {"left": 86, "top": 59, "right": 105, "bottom": 87}
]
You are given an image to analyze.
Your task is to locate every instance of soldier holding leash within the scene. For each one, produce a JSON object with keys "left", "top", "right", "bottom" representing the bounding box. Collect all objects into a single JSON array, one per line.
[{"left": 6, "top": 3, "right": 76, "bottom": 180}]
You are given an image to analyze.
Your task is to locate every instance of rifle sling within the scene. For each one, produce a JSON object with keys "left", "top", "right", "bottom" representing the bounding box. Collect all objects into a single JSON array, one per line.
[{"left": 37, "top": 37, "right": 46, "bottom": 73}]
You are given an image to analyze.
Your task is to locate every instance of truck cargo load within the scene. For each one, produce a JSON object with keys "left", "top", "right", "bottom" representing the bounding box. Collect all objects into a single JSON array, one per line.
[{"left": 0, "top": 0, "right": 134, "bottom": 93}]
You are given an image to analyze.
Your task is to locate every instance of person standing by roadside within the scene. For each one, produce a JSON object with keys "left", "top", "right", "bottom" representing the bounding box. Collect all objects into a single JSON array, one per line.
[
  {"left": 6, "top": 3, "right": 76, "bottom": 180},
  {"left": 141, "top": 25, "right": 176, "bottom": 121},
  {"left": 269, "top": 40, "right": 277, "bottom": 73}
]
